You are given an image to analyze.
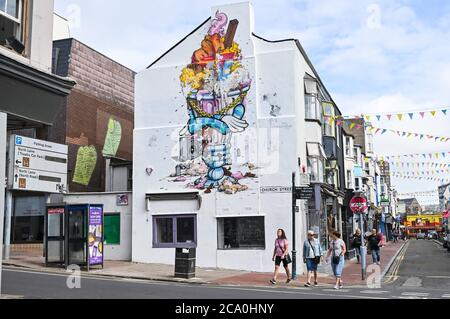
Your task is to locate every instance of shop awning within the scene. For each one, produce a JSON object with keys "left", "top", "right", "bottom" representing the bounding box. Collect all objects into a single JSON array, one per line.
[{"left": 0, "top": 53, "right": 75, "bottom": 128}]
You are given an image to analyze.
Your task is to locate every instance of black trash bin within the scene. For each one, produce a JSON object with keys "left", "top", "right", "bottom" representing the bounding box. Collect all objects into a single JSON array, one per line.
[{"left": 175, "top": 248, "right": 196, "bottom": 279}]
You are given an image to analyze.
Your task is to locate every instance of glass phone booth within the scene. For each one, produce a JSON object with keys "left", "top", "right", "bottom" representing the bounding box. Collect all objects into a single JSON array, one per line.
[{"left": 45, "top": 204, "right": 104, "bottom": 271}]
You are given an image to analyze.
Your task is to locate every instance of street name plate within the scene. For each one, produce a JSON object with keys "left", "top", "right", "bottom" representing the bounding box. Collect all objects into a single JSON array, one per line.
[{"left": 260, "top": 186, "right": 292, "bottom": 194}]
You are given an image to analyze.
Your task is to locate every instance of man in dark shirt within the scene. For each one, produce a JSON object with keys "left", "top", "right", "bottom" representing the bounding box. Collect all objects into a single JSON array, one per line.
[{"left": 366, "top": 229, "right": 382, "bottom": 265}]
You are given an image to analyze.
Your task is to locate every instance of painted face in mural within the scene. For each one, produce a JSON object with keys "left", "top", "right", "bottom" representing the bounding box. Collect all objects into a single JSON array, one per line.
[{"left": 178, "top": 11, "right": 252, "bottom": 191}]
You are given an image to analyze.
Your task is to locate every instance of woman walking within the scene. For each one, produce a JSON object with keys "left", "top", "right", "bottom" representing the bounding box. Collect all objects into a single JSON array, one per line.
[
  {"left": 351, "top": 229, "right": 362, "bottom": 264},
  {"left": 270, "top": 229, "right": 292, "bottom": 285},
  {"left": 327, "top": 231, "right": 346, "bottom": 290},
  {"left": 303, "top": 230, "right": 323, "bottom": 287}
]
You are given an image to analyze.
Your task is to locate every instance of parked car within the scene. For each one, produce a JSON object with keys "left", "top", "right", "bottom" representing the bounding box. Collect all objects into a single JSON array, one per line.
[{"left": 416, "top": 233, "right": 426, "bottom": 240}]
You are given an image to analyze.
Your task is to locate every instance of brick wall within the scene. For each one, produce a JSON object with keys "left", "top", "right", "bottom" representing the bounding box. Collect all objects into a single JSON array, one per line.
[
  {"left": 52, "top": 38, "right": 135, "bottom": 192},
  {"left": 66, "top": 91, "right": 133, "bottom": 192},
  {"left": 68, "top": 39, "right": 135, "bottom": 110}
]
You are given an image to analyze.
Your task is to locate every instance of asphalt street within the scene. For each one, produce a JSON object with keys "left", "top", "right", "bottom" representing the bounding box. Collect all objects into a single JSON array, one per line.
[{"left": 1, "top": 240, "right": 449, "bottom": 299}]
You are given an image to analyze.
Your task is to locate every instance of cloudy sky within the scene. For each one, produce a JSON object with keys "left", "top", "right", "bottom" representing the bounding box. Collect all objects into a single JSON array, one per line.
[{"left": 54, "top": 0, "right": 450, "bottom": 205}]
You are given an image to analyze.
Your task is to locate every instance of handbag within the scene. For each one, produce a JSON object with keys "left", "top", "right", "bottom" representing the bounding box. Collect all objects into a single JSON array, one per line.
[
  {"left": 308, "top": 240, "right": 321, "bottom": 265},
  {"left": 277, "top": 240, "right": 292, "bottom": 264},
  {"left": 332, "top": 241, "right": 342, "bottom": 265}
]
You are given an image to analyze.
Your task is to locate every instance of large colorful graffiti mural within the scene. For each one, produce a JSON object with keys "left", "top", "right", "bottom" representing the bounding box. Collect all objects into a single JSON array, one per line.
[{"left": 172, "top": 11, "right": 255, "bottom": 194}]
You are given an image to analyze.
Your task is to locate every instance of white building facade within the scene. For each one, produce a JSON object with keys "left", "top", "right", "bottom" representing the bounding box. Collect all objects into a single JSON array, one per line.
[{"left": 132, "top": 3, "right": 342, "bottom": 273}]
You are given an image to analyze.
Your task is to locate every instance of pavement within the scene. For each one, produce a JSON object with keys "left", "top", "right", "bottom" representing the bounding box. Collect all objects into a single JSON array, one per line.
[
  {"left": 3, "top": 239, "right": 449, "bottom": 299},
  {"left": 2, "top": 240, "right": 406, "bottom": 288}
]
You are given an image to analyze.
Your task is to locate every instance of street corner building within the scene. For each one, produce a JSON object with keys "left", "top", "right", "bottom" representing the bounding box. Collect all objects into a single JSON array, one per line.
[{"left": 133, "top": 2, "right": 347, "bottom": 273}]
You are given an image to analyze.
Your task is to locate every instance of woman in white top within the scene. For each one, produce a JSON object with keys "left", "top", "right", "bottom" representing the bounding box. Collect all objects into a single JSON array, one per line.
[{"left": 326, "top": 231, "right": 346, "bottom": 290}]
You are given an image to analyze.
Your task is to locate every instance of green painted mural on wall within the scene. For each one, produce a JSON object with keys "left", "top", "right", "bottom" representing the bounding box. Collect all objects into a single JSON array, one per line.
[
  {"left": 73, "top": 145, "right": 98, "bottom": 186},
  {"left": 102, "top": 118, "right": 122, "bottom": 157}
]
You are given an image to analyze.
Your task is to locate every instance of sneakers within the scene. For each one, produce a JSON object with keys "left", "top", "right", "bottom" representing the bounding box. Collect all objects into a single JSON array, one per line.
[
  {"left": 334, "top": 285, "right": 340, "bottom": 290},
  {"left": 286, "top": 278, "right": 292, "bottom": 284},
  {"left": 304, "top": 282, "right": 311, "bottom": 287},
  {"left": 270, "top": 279, "right": 277, "bottom": 285},
  {"left": 314, "top": 282, "right": 319, "bottom": 287}
]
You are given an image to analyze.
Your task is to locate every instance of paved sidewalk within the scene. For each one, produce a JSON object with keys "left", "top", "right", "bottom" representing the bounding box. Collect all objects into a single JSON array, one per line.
[
  {"left": 2, "top": 241, "right": 407, "bottom": 288},
  {"left": 212, "top": 240, "right": 407, "bottom": 288}
]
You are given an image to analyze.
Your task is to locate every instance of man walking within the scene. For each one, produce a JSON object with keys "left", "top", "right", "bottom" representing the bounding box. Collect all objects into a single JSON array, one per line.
[
  {"left": 366, "top": 229, "right": 382, "bottom": 265},
  {"left": 393, "top": 228, "right": 399, "bottom": 243}
]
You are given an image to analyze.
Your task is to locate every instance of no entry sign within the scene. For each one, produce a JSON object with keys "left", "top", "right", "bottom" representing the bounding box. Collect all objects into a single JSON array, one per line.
[{"left": 350, "top": 196, "right": 368, "bottom": 214}]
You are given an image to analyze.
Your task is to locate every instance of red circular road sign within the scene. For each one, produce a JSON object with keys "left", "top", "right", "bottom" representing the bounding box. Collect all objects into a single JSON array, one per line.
[{"left": 350, "top": 196, "right": 368, "bottom": 214}]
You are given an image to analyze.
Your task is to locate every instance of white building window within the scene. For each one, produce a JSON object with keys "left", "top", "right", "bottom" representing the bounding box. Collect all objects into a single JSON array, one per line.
[
  {"left": 366, "top": 133, "right": 374, "bottom": 154},
  {"left": 354, "top": 177, "right": 360, "bottom": 190},
  {"left": 346, "top": 170, "right": 353, "bottom": 189},
  {"left": 0, "top": 0, "right": 24, "bottom": 50},
  {"left": 153, "top": 215, "right": 197, "bottom": 249},
  {"left": 307, "top": 143, "right": 325, "bottom": 183},
  {"left": 304, "top": 78, "right": 322, "bottom": 122},
  {"left": 305, "top": 94, "right": 321, "bottom": 121},
  {"left": 322, "top": 102, "right": 335, "bottom": 137},
  {"left": 345, "top": 137, "right": 353, "bottom": 157},
  {"left": 217, "top": 217, "right": 265, "bottom": 250}
]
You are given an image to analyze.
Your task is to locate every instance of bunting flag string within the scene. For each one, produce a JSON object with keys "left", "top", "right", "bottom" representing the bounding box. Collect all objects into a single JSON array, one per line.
[
  {"left": 390, "top": 169, "right": 450, "bottom": 176},
  {"left": 378, "top": 151, "right": 450, "bottom": 161},
  {"left": 323, "top": 117, "right": 450, "bottom": 143},
  {"left": 397, "top": 190, "right": 439, "bottom": 196},
  {"left": 336, "top": 106, "right": 449, "bottom": 121},
  {"left": 383, "top": 161, "right": 450, "bottom": 169},
  {"left": 391, "top": 174, "right": 450, "bottom": 183},
  {"left": 366, "top": 126, "right": 450, "bottom": 142}
]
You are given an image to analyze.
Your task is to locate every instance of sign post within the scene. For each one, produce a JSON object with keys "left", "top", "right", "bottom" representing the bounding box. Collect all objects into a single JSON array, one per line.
[
  {"left": 350, "top": 194, "right": 368, "bottom": 280},
  {"left": 291, "top": 173, "right": 297, "bottom": 280},
  {"left": 0, "top": 113, "right": 6, "bottom": 294}
]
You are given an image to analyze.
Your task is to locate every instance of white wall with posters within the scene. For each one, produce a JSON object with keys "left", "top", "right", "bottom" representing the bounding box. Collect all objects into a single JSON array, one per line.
[
  {"left": 63, "top": 192, "right": 132, "bottom": 261},
  {"left": 133, "top": 2, "right": 315, "bottom": 272}
]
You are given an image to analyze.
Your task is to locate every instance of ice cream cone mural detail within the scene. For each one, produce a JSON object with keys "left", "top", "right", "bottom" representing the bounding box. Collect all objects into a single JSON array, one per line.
[{"left": 178, "top": 12, "right": 253, "bottom": 191}]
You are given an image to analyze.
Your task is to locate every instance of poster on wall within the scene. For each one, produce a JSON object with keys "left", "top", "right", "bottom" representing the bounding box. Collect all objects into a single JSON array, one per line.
[
  {"left": 88, "top": 205, "right": 104, "bottom": 266},
  {"left": 116, "top": 194, "right": 129, "bottom": 206}
]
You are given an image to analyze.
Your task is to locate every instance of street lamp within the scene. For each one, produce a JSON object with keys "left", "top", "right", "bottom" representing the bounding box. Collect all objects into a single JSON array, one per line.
[{"left": 327, "top": 158, "right": 338, "bottom": 187}]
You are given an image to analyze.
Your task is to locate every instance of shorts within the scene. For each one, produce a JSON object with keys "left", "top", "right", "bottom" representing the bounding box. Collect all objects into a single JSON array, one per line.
[
  {"left": 331, "top": 256, "right": 345, "bottom": 278},
  {"left": 275, "top": 256, "right": 289, "bottom": 268},
  {"left": 306, "top": 258, "right": 318, "bottom": 272}
]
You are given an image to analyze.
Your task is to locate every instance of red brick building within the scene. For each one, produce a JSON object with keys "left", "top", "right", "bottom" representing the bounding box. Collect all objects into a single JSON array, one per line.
[{"left": 52, "top": 38, "right": 135, "bottom": 192}]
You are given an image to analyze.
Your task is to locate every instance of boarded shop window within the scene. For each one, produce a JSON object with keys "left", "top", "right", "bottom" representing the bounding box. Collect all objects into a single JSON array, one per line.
[
  {"left": 104, "top": 213, "right": 120, "bottom": 245},
  {"left": 153, "top": 215, "right": 197, "bottom": 249},
  {"left": 217, "top": 217, "right": 265, "bottom": 250}
]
